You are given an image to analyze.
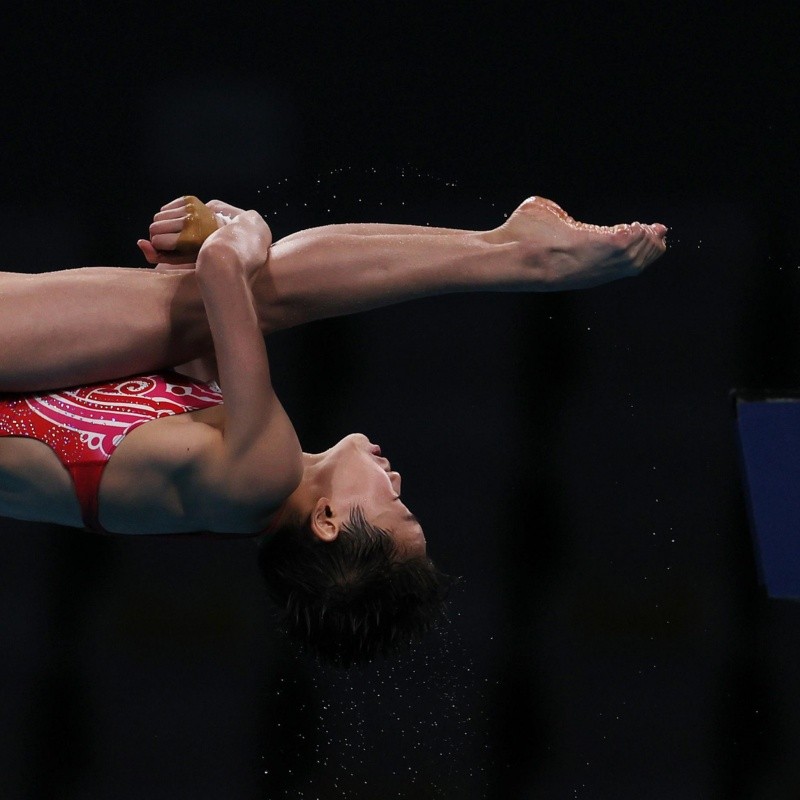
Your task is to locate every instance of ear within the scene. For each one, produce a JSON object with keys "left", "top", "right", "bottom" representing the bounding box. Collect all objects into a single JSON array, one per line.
[{"left": 309, "top": 497, "right": 340, "bottom": 542}]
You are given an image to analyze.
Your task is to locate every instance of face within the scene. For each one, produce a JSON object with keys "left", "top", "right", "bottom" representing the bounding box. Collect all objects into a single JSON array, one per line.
[{"left": 319, "top": 433, "right": 426, "bottom": 557}]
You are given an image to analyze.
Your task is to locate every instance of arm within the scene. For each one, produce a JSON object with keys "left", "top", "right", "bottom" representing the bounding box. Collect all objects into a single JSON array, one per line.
[{"left": 194, "top": 212, "right": 301, "bottom": 509}]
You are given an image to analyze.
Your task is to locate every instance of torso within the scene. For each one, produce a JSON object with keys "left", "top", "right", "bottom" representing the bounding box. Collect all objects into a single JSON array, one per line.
[{"left": 0, "top": 390, "right": 286, "bottom": 536}]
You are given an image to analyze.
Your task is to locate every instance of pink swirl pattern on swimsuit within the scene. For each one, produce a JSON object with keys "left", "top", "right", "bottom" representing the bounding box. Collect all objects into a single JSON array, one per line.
[{"left": 0, "top": 372, "right": 223, "bottom": 465}]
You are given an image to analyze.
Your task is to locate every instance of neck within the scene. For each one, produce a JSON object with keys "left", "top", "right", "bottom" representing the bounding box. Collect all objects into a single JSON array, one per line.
[{"left": 279, "top": 451, "right": 325, "bottom": 524}]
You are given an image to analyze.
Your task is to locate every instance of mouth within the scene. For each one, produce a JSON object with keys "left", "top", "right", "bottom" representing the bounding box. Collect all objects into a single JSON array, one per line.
[{"left": 369, "top": 443, "right": 391, "bottom": 468}]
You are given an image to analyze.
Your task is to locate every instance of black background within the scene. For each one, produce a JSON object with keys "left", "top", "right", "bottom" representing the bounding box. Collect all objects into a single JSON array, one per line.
[{"left": 1, "top": 2, "right": 799, "bottom": 798}]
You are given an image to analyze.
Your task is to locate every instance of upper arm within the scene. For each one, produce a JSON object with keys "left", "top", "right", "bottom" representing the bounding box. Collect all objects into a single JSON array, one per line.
[
  {"left": 229, "top": 396, "right": 303, "bottom": 504},
  {"left": 196, "top": 401, "right": 303, "bottom": 532}
]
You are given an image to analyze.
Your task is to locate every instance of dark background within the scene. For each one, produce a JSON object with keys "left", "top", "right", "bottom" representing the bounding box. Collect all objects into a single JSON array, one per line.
[{"left": 1, "top": 2, "right": 799, "bottom": 798}]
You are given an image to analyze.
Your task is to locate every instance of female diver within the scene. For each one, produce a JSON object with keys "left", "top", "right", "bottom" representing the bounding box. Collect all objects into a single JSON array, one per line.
[{"left": 0, "top": 196, "right": 667, "bottom": 664}]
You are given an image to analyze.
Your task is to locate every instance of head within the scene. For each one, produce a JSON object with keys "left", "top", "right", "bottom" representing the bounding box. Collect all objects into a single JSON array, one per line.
[{"left": 258, "top": 433, "right": 455, "bottom": 667}]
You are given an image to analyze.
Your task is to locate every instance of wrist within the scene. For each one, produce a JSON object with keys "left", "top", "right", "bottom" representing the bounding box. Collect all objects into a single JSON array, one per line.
[{"left": 195, "top": 242, "right": 243, "bottom": 285}]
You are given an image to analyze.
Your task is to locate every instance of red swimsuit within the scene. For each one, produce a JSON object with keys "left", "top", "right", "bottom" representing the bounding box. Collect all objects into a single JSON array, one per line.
[{"left": 0, "top": 372, "right": 223, "bottom": 533}]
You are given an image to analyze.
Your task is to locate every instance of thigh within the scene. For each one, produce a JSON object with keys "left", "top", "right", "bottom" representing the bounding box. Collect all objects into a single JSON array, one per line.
[{"left": 0, "top": 267, "right": 211, "bottom": 392}]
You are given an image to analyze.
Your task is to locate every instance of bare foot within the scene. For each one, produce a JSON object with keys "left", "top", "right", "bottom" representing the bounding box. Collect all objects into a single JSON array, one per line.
[{"left": 491, "top": 196, "right": 668, "bottom": 290}]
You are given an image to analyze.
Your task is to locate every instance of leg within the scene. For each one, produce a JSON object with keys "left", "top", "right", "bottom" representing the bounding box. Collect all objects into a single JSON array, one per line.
[
  {"left": 0, "top": 267, "right": 213, "bottom": 391},
  {"left": 254, "top": 196, "right": 668, "bottom": 331},
  {"left": 0, "top": 198, "right": 666, "bottom": 392}
]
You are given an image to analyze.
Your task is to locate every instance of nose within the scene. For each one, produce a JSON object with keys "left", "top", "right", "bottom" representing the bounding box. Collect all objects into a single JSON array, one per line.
[{"left": 344, "top": 432, "right": 371, "bottom": 448}]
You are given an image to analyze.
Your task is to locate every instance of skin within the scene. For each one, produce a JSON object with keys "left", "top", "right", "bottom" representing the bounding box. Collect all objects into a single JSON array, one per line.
[
  {"left": 0, "top": 197, "right": 668, "bottom": 541},
  {"left": 0, "top": 212, "right": 302, "bottom": 535},
  {"left": 0, "top": 196, "right": 667, "bottom": 392},
  {"left": 281, "top": 433, "right": 426, "bottom": 555}
]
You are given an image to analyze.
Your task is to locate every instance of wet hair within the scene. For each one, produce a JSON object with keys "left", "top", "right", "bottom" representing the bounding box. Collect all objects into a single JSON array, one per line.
[{"left": 257, "top": 506, "right": 455, "bottom": 668}]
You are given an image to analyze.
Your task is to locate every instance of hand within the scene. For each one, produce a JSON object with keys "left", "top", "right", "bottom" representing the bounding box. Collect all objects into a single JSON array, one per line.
[
  {"left": 137, "top": 196, "right": 237, "bottom": 266},
  {"left": 196, "top": 210, "right": 273, "bottom": 284},
  {"left": 206, "top": 199, "right": 247, "bottom": 221}
]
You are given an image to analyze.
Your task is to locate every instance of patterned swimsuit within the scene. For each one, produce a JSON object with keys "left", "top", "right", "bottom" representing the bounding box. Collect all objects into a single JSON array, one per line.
[{"left": 0, "top": 372, "right": 223, "bottom": 533}]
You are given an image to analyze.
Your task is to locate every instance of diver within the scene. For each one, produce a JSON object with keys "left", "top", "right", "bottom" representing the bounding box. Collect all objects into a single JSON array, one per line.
[{"left": 0, "top": 195, "right": 667, "bottom": 665}]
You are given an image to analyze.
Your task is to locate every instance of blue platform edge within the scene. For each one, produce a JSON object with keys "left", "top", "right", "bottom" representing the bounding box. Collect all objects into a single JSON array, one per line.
[{"left": 735, "top": 394, "right": 800, "bottom": 599}]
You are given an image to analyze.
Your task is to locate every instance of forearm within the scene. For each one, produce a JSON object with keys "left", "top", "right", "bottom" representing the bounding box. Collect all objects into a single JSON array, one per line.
[{"left": 195, "top": 243, "right": 272, "bottom": 452}]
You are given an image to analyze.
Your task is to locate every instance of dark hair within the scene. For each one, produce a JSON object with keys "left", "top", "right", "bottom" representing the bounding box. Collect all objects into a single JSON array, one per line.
[{"left": 257, "top": 506, "right": 455, "bottom": 667}]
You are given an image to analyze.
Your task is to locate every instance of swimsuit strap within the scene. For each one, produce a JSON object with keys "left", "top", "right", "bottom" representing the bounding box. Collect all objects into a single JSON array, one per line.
[{"left": 68, "top": 462, "right": 109, "bottom": 534}]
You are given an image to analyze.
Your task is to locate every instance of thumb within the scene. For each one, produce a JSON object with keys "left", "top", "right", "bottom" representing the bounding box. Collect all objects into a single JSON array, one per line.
[{"left": 137, "top": 239, "right": 159, "bottom": 265}]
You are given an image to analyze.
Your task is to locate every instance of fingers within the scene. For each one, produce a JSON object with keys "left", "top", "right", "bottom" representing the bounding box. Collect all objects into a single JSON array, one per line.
[
  {"left": 160, "top": 196, "right": 190, "bottom": 212},
  {"left": 213, "top": 211, "right": 235, "bottom": 227},
  {"left": 151, "top": 232, "right": 181, "bottom": 252},
  {"left": 137, "top": 239, "right": 160, "bottom": 264},
  {"left": 142, "top": 196, "right": 227, "bottom": 265},
  {"left": 151, "top": 198, "right": 249, "bottom": 231},
  {"left": 138, "top": 236, "right": 195, "bottom": 264},
  {"left": 149, "top": 203, "right": 190, "bottom": 246},
  {"left": 206, "top": 199, "right": 247, "bottom": 218},
  {"left": 176, "top": 197, "right": 220, "bottom": 253},
  {"left": 152, "top": 207, "right": 186, "bottom": 223},
  {"left": 149, "top": 216, "right": 184, "bottom": 239},
  {"left": 142, "top": 199, "right": 191, "bottom": 263}
]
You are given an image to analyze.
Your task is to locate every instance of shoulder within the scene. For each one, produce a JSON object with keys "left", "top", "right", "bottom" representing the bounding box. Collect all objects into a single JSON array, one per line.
[{"left": 124, "top": 399, "right": 303, "bottom": 534}]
